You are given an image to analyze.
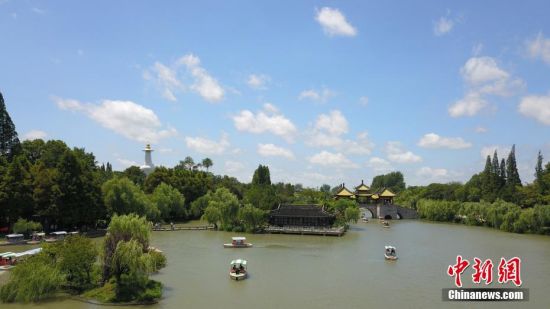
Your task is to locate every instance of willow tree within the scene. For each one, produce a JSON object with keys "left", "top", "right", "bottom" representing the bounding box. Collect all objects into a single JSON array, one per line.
[{"left": 102, "top": 214, "right": 151, "bottom": 282}]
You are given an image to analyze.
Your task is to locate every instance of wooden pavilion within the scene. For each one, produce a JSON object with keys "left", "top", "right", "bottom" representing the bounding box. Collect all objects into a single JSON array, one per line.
[{"left": 269, "top": 204, "right": 335, "bottom": 227}]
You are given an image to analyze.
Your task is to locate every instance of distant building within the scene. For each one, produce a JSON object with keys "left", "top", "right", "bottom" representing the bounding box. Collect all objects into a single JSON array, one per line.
[
  {"left": 269, "top": 204, "right": 335, "bottom": 227},
  {"left": 140, "top": 144, "right": 155, "bottom": 176},
  {"left": 333, "top": 180, "right": 396, "bottom": 204}
]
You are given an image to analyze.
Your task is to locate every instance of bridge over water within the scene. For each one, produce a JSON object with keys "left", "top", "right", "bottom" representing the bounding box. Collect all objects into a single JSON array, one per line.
[{"left": 359, "top": 204, "right": 418, "bottom": 220}]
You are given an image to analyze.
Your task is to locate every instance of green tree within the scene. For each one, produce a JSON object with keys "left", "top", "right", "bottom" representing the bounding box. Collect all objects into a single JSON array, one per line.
[
  {"left": 110, "top": 239, "right": 150, "bottom": 300},
  {"left": 12, "top": 218, "right": 42, "bottom": 236},
  {"left": 201, "top": 158, "right": 213, "bottom": 172},
  {"left": 252, "top": 164, "right": 271, "bottom": 186},
  {"left": 56, "top": 149, "right": 103, "bottom": 228},
  {"left": 0, "top": 256, "right": 63, "bottom": 303},
  {"left": 122, "top": 166, "right": 146, "bottom": 187},
  {"left": 535, "top": 151, "right": 545, "bottom": 193},
  {"left": 0, "top": 92, "right": 21, "bottom": 161},
  {"left": 102, "top": 177, "right": 159, "bottom": 220},
  {"left": 102, "top": 214, "right": 151, "bottom": 282},
  {"left": 344, "top": 206, "right": 361, "bottom": 224},
  {"left": 30, "top": 162, "right": 61, "bottom": 224},
  {"left": 201, "top": 205, "right": 222, "bottom": 228},
  {"left": 506, "top": 145, "right": 522, "bottom": 187},
  {"left": 45, "top": 235, "right": 98, "bottom": 291},
  {"left": 183, "top": 156, "right": 195, "bottom": 170},
  {"left": 238, "top": 203, "right": 267, "bottom": 232},
  {"left": 244, "top": 184, "right": 278, "bottom": 210},
  {"left": 150, "top": 182, "right": 186, "bottom": 221},
  {"left": 0, "top": 156, "right": 33, "bottom": 225},
  {"left": 370, "top": 171, "right": 406, "bottom": 193}
]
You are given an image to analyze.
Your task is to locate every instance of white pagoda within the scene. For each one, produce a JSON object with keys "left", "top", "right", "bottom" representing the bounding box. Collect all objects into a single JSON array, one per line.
[{"left": 140, "top": 144, "right": 155, "bottom": 175}]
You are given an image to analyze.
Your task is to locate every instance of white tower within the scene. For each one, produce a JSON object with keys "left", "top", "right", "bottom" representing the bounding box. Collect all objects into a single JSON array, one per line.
[{"left": 140, "top": 144, "right": 155, "bottom": 176}]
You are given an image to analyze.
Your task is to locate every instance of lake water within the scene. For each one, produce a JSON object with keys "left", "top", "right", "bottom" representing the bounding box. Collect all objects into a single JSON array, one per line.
[{"left": 1, "top": 220, "right": 549, "bottom": 308}]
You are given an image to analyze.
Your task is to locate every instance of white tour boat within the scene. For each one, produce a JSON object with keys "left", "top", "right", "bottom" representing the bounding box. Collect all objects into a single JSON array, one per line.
[
  {"left": 224, "top": 236, "right": 253, "bottom": 248},
  {"left": 229, "top": 259, "right": 248, "bottom": 281},
  {"left": 384, "top": 245, "right": 398, "bottom": 260}
]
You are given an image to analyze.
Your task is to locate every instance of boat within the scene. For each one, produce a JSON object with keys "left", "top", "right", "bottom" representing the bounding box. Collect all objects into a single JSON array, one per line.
[
  {"left": 382, "top": 221, "right": 390, "bottom": 228},
  {"left": 229, "top": 259, "right": 248, "bottom": 281},
  {"left": 0, "top": 234, "right": 27, "bottom": 246},
  {"left": 45, "top": 231, "right": 67, "bottom": 242},
  {"left": 0, "top": 248, "right": 42, "bottom": 270},
  {"left": 223, "top": 236, "right": 253, "bottom": 248},
  {"left": 362, "top": 217, "right": 369, "bottom": 223},
  {"left": 384, "top": 246, "right": 398, "bottom": 260},
  {"left": 0, "top": 252, "right": 17, "bottom": 270},
  {"left": 27, "top": 232, "right": 46, "bottom": 245}
]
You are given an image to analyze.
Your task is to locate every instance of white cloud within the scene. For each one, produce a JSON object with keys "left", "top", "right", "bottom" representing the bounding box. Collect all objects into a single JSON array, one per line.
[
  {"left": 144, "top": 53, "right": 224, "bottom": 103},
  {"left": 518, "top": 94, "right": 550, "bottom": 125},
  {"left": 314, "top": 110, "right": 348, "bottom": 135},
  {"left": 367, "top": 157, "right": 394, "bottom": 174},
  {"left": 480, "top": 145, "right": 510, "bottom": 159},
  {"left": 247, "top": 74, "right": 270, "bottom": 89},
  {"left": 315, "top": 7, "right": 357, "bottom": 37},
  {"left": 224, "top": 160, "right": 244, "bottom": 174},
  {"left": 359, "top": 96, "right": 369, "bottom": 107},
  {"left": 460, "top": 57, "right": 509, "bottom": 85},
  {"left": 475, "top": 126, "right": 488, "bottom": 133},
  {"left": 526, "top": 32, "right": 550, "bottom": 65},
  {"left": 386, "top": 142, "right": 422, "bottom": 163},
  {"left": 54, "top": 97, "right": 177, "bottom": 143},
  {"left": 450, "top": 56, "right": 524, "bottom": 117},
  {"left": 472, "top": 43, "right": 483, "bottom": 56},
  {"left": 32, "top": 7, "right": 45, "bottom": 14},
  {"left": 434, "top": 17, "right": 453, "bottom": 36},
  {"left": 178, "top": 54, "right": 224, "bottom": 102},
  {"left": 341, "top": 132, "right": 375, "bottom": 155},
  {"left": 117, "top": 158, "right": 139, "bottom": 168},
  {"left": 145, "top": 62, "right": 183, "bottom": 102},
  {"left": 257, "top": 143, "right": 295, "bottom": 160},
  {"left": 185, "top": 133, "right": 229, "bottom": 155},
  {"left": 309, "top": 150, "right": 358, "bottom": 168},
  {"left": 306, "top": 111, "right": 374, "bottom": 155},
  {"left": 417, "top": 166, "right": 449, "bottom": 178},
  {"left": 418, "top": 133, "right": 472, "bottom": 149},
  {"left": 262, "top": 103, "right": 278, "bottom": 114},
  {"left": 449, "top": 92, "right": 488, "bottom": 117},
  {"left": 232, "top": 104, "right": 297, "bottom": 142},
  {"left": 23, "top": 130, "right": 47, "bottom": 141},
  {"left": 298, "top": 88, "right": 335, "bottom": 103}
]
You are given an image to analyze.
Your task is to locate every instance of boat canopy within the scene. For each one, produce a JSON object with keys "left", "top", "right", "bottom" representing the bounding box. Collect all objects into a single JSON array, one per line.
[
  {"left": 385, "top": 246, "right": 396, "bottom": 250},
  {"left": 230, "top": 259, "right": 248, "bottom": 266},
  {"left": 0, "top": 252, "right": 16, "bottom": 258},
  {"left": 51, "top": 231, "right": 67, "bottom": 235},
  {"left": 232, "top": 237, "right": 246, "bottom": 241},
  {"left": 6, "top": 234, "right": 24, "bottom": 238},
  {"left": 14, "top": 248, "right": 42, "bottom": 258},
  {"left": 34, "top": 232, "right": 46, "bottom": 237}
]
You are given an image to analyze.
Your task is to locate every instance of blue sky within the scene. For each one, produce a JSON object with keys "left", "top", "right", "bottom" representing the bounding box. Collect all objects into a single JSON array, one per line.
[{"left": 1, "top": 1, "right": 550, "bottom": 187}]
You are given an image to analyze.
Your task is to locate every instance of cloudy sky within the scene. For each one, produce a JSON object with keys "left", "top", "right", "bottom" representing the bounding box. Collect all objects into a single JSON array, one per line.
[{"left": 1, "top": 1, "right": 550, "bottom": 187}]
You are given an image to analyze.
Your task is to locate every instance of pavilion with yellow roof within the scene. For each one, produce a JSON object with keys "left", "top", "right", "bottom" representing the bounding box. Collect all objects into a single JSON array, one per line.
[{"left": 334, "top": 180, "right": 396, "bottom": 205}]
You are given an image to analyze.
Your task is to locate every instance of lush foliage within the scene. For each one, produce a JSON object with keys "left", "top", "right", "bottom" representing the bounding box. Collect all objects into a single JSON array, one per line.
[
  {"left": 100, "top": 214, "right": 165, "bottom": 302},
  {"left": 44, "top": 235, "right": 98, "bottom": 291},
  {"left": 12, "top": 218, "right": 42, "bottom": 235},
  {"left": 371, "top": 171, "right": 406, "bottom": 193},
  {"left": 327, "top": 199, "right": 360, "bottom": 226},
  {"left": 416, "top": 199, "right": 550, "bottom": 234},
  {"left": 0, "top": 256, "right": 63, "bottom": 303},
  {"left": 0, "top": 92, "right": 21, "bottom": 161}
]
